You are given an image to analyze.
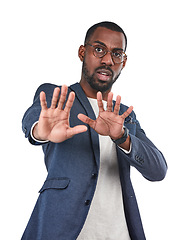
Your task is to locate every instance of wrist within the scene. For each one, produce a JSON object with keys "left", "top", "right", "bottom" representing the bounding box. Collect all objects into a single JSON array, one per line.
[
  {"left": 31, "top": 121, "right": 49, "bottom": 143},
  {"left": 111, "top": 127, "right": 129, "bottom": 145},
  {"left": 111, "top": 128, "right": 125, "bottom": 141}
]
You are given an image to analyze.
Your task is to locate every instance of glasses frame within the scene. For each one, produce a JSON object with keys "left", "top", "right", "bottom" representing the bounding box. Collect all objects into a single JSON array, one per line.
[{"left": 85, "top": 43, "right": 127, "bottom": 64}]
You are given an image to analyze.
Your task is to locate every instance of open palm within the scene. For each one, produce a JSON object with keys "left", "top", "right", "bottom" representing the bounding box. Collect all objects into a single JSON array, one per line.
[
  {"left": 78, "top": 92, "right": 133, "bottom": 140},
  {"left": 34, "top": 85, "right": 87, "bottom": 143}
]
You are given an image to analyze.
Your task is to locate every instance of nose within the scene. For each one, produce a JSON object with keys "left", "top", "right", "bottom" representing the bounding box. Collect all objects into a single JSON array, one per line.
[{"left": 100, "top": 51, "right": 114, "bottom": 66}]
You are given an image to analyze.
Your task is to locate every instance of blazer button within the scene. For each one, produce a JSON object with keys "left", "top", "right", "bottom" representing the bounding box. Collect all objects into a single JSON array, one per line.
[
  {"left": 85, "top": 200, "right": 91, "bottom": 206},
  {"left": 135, "top": 155, "right": 140, "bottom": 160},
  {"left": 91, "top": 173, "right": 97, "bottom": 179}
]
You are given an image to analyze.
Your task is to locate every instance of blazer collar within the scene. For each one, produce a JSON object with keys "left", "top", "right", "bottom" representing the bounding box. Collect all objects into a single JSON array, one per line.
[
  {"left": 69, "top": 82, "right": 96, "bottom": 121},
  {"left": 69, "top": 82, "right": 100, "bottom": 168}
]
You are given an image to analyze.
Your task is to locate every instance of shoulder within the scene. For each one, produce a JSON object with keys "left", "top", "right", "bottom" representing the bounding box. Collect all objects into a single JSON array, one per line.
[
  {"left": 33, "top": 82, "right": 79, "bottom": 101},
  {"left": 33, "top": 83, "right": 60, "bottom": 101}
]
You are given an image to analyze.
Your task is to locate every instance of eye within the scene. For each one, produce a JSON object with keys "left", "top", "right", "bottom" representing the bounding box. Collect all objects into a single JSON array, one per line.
[
  {"left": 94, "top": 46, "right": 105, "bottom": 53},
  {"left": 113, "top": 51, "right": 122, "bottom": 58}
]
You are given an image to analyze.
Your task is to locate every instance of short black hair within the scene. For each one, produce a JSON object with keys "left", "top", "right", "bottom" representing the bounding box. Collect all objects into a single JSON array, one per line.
[{"left": 84, "top": 21, "right": 127, "bottom": 51}]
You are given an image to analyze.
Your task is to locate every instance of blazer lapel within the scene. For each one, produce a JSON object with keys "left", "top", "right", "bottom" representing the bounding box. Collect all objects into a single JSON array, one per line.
[{"left": 69, "top": 83, "right": 100, "bottom": 168}]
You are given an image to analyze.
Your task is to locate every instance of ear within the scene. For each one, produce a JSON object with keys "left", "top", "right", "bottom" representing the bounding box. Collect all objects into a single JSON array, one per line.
[{"left": 78, "top": 45, "right": 85, "bottom": 62}]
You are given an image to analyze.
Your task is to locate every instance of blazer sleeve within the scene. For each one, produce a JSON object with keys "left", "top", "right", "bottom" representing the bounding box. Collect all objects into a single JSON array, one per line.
[
  {"left": 21, "top": 83, "right": 58, "bottom": 145},
  {"left": 119, "top": 104, "right": 167, "bottom": 181}
]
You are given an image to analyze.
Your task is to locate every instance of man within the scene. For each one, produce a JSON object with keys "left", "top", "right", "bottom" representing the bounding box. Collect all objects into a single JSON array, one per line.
[{"left": 22, "top": 21, "right": 167, "bottom": 240}]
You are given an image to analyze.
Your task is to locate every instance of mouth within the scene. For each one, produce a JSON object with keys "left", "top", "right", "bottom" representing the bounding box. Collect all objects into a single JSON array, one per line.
[{"left": 96, "top": 68, "right": 113, "bottom": 82}]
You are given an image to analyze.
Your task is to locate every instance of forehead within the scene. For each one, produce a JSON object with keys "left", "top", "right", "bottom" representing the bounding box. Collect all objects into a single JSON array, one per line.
[{"left": 88, "top": 27, "right": 126, "bottom": 50}]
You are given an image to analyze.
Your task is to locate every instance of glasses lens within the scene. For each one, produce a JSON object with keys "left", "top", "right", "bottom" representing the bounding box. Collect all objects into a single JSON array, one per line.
[
  {"left": 112, "top": 51, "right": 125, "bottom": 64},
  {"left": 93, "top": 45, "right": 106, "bottom": 58}
]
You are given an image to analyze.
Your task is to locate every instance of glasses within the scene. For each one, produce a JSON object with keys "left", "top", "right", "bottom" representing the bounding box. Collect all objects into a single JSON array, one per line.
[{"left": 86, "top": 43, "right": 127, "bottom": 64}]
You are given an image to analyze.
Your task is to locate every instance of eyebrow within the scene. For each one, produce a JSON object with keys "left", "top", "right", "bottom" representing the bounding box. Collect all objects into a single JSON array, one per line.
[
  {"left": 93, "top": 40, "right": 124, "bottom": 52},
  {"left": 93, "top": 40, "right": 107, "bottom": 47}
]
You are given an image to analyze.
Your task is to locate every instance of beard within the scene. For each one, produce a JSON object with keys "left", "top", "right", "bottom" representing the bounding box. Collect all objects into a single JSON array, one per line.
[{"left": 82, "top": 61, "right": 121, "bottom": 93}]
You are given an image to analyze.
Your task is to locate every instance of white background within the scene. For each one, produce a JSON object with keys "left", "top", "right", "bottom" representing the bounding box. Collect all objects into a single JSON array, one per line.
[{"left": 0, "top": 0, "right": 192, "bottom": 239}]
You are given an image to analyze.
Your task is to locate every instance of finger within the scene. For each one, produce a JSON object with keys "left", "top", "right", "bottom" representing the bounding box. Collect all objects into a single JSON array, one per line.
[
  {"left": 121, "top": 106, "right": 134, "bottom": 119},
  {"left": 107, "top": 92, "right": 113, "bottom": 112},
  {"left": 78, "top": 114, "right": 96, "bottom": 129},
  {"left": 40, "top": 91, "right": 48, "bottom": 110},
  {"left": 67, "top": 125, "right": 88, "bottom": 138},
  {"left": 114, "top": 95, "right": 121, "bottom": 115},
  {"left": 63, "top": 91, "right": 75, "bottom": 115},
  {"left": 57, "top": 85, "right": 68, "bottom": 110},
  {"left": 51, "top": 87, "right": 60, "bottom": 109},
  {"left": 97, "top": 91, "right": 104, "bottom": 112}
]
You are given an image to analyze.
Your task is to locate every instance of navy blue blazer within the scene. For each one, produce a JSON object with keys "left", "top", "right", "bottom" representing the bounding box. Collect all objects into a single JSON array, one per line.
[{"left": 21, "top": 83, "right": 167, "bottom": 240}]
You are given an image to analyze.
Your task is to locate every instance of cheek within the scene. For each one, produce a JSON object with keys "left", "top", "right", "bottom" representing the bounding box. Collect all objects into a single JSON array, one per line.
[
  {"left": 113, "top": 65, "right": 123, "bottom": 77},
  {"left": 84, "top": 55, "right": 100, "bottom": 73}
]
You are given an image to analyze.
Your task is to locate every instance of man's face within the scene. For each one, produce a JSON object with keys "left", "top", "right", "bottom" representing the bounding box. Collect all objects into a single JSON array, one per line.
[{"left": 80, "top": 27, "right": 127, "bottom": 93}]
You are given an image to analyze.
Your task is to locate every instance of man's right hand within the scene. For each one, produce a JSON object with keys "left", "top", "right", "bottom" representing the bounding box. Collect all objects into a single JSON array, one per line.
[{"left": 32, "top": 85, "right": 87, "bottom": 143}]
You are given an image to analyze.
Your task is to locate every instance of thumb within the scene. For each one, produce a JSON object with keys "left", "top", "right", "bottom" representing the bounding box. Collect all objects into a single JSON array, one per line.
[
  {"left": 78, "top": 114, "right": 96, "bottom": 129},
  {"left": 67, "top": 125, "right": 88, "bottom": 138}
]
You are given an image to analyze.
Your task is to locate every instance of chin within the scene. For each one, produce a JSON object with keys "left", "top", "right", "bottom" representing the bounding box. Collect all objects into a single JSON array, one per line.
[{"left": 89, "top": 79, "right": 113, "bottom": 92}]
